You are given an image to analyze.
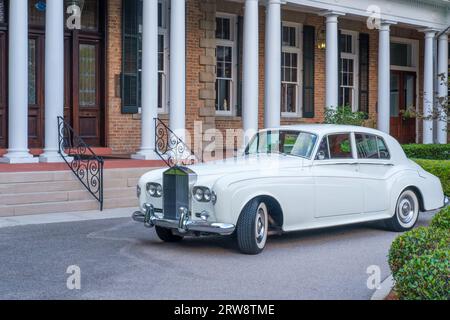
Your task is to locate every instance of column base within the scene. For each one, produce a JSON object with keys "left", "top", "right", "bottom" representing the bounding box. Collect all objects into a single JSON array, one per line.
[
  {"left": 0, "top": 152, "right": 39, "bottom": 164},
  {"left": 39, "top": 152, "right": 66, "bottom": 163},
  {"left": 131, "top": 150, "right": 161, "bottom": 161}
]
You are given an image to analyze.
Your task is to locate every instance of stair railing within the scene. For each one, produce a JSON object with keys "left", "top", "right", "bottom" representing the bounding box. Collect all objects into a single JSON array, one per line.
[
  {"left": 154, "top": 118, "right": 200, "bottom": 167},
  {"left": 57, "top": 116, "right": 104, "bottom": 211}
]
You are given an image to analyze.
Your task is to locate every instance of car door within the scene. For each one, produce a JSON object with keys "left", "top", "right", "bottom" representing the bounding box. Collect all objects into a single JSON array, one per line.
[
  {"left": 312, "top": 133, "right": 364, "bottom": 218},
  {"left": 355, "top": 133, "right": 392, "bottom": 214}
]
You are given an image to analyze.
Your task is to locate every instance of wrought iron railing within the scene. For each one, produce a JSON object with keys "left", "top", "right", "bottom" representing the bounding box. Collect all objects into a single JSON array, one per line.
[
  {"left": 155, "top": 118, "right": 200, "bottom": 167},
  {"left": 58, "top": 116, "right": 104, "bottom": 211}
]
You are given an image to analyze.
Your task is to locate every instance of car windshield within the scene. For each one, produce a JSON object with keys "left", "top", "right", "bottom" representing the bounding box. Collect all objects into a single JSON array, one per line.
[{"left": 245, "top": 130, "right": 318, "bottom": 159}]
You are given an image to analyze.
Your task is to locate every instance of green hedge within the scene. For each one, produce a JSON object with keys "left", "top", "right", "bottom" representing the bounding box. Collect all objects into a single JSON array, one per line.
[
  {"left": 402, "top": 144, "right": 450, "bottom": 160},
  {"left": 395, "top": 250, "right": 450, "bottom": 300},
  {"left": 388, "top": 227, "right": 449, "bottom": 274},
  {"left": 431, "top": 206, "right": 450, "bottom": 230},
  {"left": 413, "top": 159, "right": 450, "bottom": 196}
]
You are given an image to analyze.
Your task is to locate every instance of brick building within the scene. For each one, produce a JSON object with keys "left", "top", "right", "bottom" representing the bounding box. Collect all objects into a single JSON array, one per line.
[{"left": 0, "top": 0, "right": 448, "bottom": 164}]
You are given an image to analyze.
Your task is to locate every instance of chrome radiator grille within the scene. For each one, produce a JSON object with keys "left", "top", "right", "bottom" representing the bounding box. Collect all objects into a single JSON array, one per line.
[{"left": 163, "top": 167, "right": 190, "bottom": 220}]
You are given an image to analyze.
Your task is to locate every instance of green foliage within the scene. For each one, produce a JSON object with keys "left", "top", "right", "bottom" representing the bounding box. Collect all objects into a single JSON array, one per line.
[
  {"left": 395, "top": 250, "right": 450, "bottom": 300},
  {"left": 431, "top": 206, "right": 450, "bottom": 230},
  {"left": 323, "top": 105, "right": 367, "bottom": 126},
  {"left": 388, "top": 227, "right": 449, "bottom": 274},
  {"left": 402, "top": 144, "right": 450, "bottom": 160},
  {"left": 413, "top": 159, "right": 450, "bottom": 196}
]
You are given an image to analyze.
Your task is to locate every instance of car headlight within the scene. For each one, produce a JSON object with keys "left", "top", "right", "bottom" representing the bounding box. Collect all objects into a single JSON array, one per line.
[
  {"left": 193, "top": 186, "right": 212, "bottom": 203},
  {"left": 146, "top": 183, "right": 163, "bottom": 198}
]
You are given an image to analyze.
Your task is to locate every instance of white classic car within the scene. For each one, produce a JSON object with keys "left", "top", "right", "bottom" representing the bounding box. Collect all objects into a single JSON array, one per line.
[{"left": 132, "top": 125, "right": 448, "bottom": 254}]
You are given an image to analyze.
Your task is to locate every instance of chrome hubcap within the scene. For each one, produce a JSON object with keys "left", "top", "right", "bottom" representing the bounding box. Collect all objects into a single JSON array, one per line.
[
  {"left": 398, "top": 195, "right": 415, "bottom": 224},
  {"left": 255, "top": 204, "right": 267, "bottom": 245}
]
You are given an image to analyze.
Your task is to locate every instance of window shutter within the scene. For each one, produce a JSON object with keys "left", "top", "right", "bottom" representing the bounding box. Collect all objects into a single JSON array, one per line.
[
  {"left": 359, "top": 33, "right": 369, "bottom": 114},
  {"left": 302, "top": 25, "right": 315, "bottom": 118},
  {"left": 121, "top": 0, "right": 140, "bottom": 114},
  {"left": 338, "top": 30, "right": 342, "bottom": 107},
  {"left": 236, "top": 16, "right": 244, "bottom": 117}
]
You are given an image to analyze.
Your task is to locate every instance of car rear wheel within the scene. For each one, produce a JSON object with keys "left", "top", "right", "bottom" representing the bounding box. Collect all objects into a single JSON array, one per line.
[
  {"left": 385, "top": 189, "right": 419, "bottom": 232},
  {"left": 155, "top": 226, "right": 184, "bottom": 242},
  {"left": 236, "top": 200, "right": 269, "bottom": 255}
]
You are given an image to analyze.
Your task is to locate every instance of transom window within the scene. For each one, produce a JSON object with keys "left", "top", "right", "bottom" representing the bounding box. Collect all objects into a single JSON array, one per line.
[
  {"left": 391, "top": 42, "right": 413, "bottom": 67},
  {"left": 316, "top": 133, "right": 353, "bottom": 160},
  {"left": 215, "top": 15, "right": 236, "bottom": 115},
  {"left": 339, "top": 31, "right": 359, "bottom": 111},
  {"left": 281, "top": 23, "right": 302, "bottom": 117},
  {"left": 0, "top": 0, "right": 5, "bottom": 23},
  {"left": 355, "top": 133, "right": 390, "bottom": 159}
]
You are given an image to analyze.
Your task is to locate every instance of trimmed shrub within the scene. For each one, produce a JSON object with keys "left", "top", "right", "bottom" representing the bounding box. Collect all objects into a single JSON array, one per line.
[
  {"left": 413, "top": 159, "right": 450, "bottom": 196},
  {"left": 395, "top": 250, "right": 450, "bottom": 300},
  {"left": 402, "top": 144, "right": 450, "bottom": 160},
  {"left": 431, "top": 206, "right": 450, "bottom": 230},
  {"left": 388, "top": 227, "right": 449, "bottom": 274}
]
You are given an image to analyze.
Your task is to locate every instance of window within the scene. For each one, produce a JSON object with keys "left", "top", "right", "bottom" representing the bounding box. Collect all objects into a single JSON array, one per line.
[
  {"left": 246, "top": 130, "right": 317, "bottom": 159},
  {"left": 355, "top": 134, "right": 379, "bottom": 159},
  {"left": 281, "top": 24, "right": 302, "bottom": 116},
  {"left": 339, "top": 31, "right": 358, "bottom": 110},
  {"left": 122, "top": 0, "right": 168, "bottom": 114},
  {"left": 316, "top": 134, "right": 353, "bottom": 160},
  {"left": 215, "top": 15, "right": 236, "bottom": 115},
  {"left": 391, "top": 42, "right": 413, "bottom": 67},
  {"left": 79, "top": 44, "right": 97, "bottom": 107},
  {"left": 28, "top": 39, "right": 37, "bottom": 105}
]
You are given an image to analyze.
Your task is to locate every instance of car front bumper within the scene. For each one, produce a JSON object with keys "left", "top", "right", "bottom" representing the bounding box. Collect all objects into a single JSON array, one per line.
[{"left": 132, "top": 204, "right": 235, "bottom": 236}]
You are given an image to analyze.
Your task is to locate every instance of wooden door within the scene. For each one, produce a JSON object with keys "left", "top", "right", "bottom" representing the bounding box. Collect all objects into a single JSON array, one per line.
[
  {"left": 390, "top": 71, "right": 417, "bottom": 144},
  {"left": 0, "top": 31, "right": 6, "bottom": 148}
]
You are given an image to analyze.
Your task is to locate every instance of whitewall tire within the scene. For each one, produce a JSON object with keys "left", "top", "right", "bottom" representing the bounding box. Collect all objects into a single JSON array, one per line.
[
  {"left": 236, "top": 200, "right": 269, "bottom": 255},
  {"left": 385, "top": 189, "right": 420, "bottom": 232}
]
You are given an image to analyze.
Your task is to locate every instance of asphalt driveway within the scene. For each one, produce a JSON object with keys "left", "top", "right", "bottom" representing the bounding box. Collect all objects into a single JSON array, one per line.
[{"left": 0, "top": 211, "right": 434, "bottom": 300}]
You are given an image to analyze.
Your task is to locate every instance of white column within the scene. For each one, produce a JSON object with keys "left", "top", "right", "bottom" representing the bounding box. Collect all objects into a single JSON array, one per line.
[
  {"left": 322, "top": 11, "right": 344, "bottom": 110},
  {"left": 242, "top": 0, "right": 259, "bottom": 144},
  {"left": 1, "top": 0, "right": 37, "bottom": 164},
  {"left": 264, "top": 0, "right": 281, "bottom": 128},
  {"left": 437, "top": 33, "right": 448, "bottom": 144},
  {"left": 377, "top": 21, "right": 395, "bottom": 135},
  {"left": 40, "top": 0, "right": 65, "bottom": 163},
  {"left": 423, "top": 29, "right": 436, "bottom": 144},
  {"left": 132, "top": 0, "right": 160, "bottom": 160},
  {"left": 169, "top": 0, "right": 186, "bottom": 140}
]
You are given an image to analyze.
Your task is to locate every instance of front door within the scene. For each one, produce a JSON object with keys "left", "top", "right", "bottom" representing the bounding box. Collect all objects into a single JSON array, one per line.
[{"left": 390, "top": 71, "right": 417, "bottom": 144}]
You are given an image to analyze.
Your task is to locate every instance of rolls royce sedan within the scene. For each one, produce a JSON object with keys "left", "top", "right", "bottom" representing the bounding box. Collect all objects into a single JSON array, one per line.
[{"left": 132, "top": 125, "right": 447, "bottom": 254}]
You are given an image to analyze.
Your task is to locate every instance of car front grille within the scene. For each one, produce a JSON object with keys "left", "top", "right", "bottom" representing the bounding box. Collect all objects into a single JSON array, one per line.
[{"left": 163, "top": 167, "right": 190, "bottom": 220}]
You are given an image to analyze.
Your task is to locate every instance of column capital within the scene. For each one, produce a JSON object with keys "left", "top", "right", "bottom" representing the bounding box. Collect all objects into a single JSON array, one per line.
[
  {"left": 320, "top": 10, "right": 345, "bottom": 19},
  {"left": 378, "top": 20, "right": 397, "bottom": 31},
  {"left": 420, "top": 28, "right": 438, "bottom": 37},
  {"left": 438, "top": 32, "right": 448, "bottom": 41},
  {"left": 266, "top": 0, "right": 283, "bottom": 5}
]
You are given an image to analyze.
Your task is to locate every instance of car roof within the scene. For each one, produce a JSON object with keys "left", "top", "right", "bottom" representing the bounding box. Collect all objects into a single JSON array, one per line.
[{"left": 263, "top": 124, "right": 389, "bottom": 137}]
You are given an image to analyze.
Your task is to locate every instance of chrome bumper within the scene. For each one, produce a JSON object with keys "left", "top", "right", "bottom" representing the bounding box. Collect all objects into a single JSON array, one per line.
[
  {"left": 444, "top": 196, "right": 449, "bottom": 207},
  {"left": 132, "top": 204, "right": 235, "bottom": 236}
]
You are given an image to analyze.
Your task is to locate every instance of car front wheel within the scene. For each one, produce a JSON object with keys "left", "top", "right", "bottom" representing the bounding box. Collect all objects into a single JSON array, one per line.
[
  {"left": 236, "top": 199, "right": 269, "bottom": 255},
  {"left": 155, "top": 226, "right": 184, "bottom": 242},
  {"left": 385, "top": 189, "right": 420, "bottom": 232}
]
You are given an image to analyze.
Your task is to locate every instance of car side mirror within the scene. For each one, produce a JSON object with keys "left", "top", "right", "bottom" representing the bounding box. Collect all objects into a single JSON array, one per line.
[{"left": 316, "top": 151, "right": 326, "bottom": 161}]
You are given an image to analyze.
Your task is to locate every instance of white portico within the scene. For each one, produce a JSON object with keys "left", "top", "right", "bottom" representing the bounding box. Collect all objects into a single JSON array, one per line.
[{"left": 0, "top": 0, "right": 449, "bottom": 164}]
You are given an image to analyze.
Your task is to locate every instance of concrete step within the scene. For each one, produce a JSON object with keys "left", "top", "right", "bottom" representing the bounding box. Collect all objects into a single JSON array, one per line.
[
  {"left": 7, "top": 199, "right": 100, "bottom": 216},
  {"left": 68, "top": 187, "right": 136, "bottom": 201}
]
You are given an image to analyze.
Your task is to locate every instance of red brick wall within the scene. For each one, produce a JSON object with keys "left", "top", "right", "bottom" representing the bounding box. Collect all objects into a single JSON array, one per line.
[{"left": 104, "top": 0, "right": 440, "bottom": 155}]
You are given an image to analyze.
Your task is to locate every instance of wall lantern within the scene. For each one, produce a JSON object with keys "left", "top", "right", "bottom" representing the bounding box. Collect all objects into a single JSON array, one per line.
[{"left": 317, "top": 25, "right": 326, "bottom": 50}]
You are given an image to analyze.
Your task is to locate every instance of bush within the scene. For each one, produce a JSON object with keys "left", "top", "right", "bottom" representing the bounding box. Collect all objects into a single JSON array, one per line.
[
  {"left": 388, "top": 227, "right": 449, "bottom": 274},
  {"left": 324, "top": 105, "right": 367, "bottom": 126},
  {"left": 395, "top": 250, "right": 450, "bottom": 300},
  {"left": 402, "top": 144, "right": 450, "bottom": 160},
  {"left": 431, "top": 206, "right": 450, "bottom": 230},
  {"left": 413, "top": 159, "right": 450, "bottom": 196}
]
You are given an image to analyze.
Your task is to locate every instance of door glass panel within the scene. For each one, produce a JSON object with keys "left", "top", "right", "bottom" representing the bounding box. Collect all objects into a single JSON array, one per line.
[
  {"left": 390, "top": 73, "right": 399, "bottom": 117},
  {"left": 404, "top": 74, "right": 415, "bottom": 110},
  {"left": 0, "top": 0, "right": 5, "bottom": 23},
  {"left": 355, "top": 134, "right": 379, "bottom": 159},
  {"left": 28, "top": 39, "right": 37, "bottom": 105},
  {"left": 79, "top": 44, "right": 97, "bottom": 107},
  {"left": 328, "top": 134, "right": 353, "bottom": 159}
]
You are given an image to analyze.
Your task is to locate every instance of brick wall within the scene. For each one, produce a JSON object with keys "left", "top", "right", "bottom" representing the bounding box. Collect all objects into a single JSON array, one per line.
[{"left": 105, "top": 0, "right": 440, "bottom": 155}]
